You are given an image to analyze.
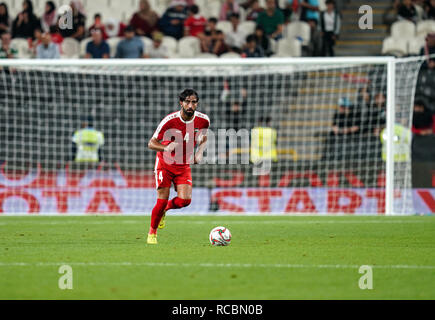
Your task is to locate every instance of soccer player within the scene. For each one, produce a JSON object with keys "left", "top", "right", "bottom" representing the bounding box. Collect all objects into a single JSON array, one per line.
[{"left": 147, "top": 89, "right": 210, "bottom": 244}]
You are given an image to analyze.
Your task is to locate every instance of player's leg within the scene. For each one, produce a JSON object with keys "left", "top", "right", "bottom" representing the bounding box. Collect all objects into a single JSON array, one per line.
[
  {"left": 165, "top": 167, "right": 193, "bottom": 211},
  {"left": 165, "top": 184, "right": 192, "bottom": 210},
  {"left": 147, "top": 187, "right": 170, "bottom": 244},
  {"left": 148, "top": 167, "right": 172, "bottom": 244}
]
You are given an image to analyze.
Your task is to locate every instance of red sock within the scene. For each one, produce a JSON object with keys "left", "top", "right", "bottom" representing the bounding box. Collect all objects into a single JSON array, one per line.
[
  {"left": 149, "top": 198, "right": 168, "bottom": 233},
  {"left": 165, "top": 197, "right": 191, "bottom": 211}
]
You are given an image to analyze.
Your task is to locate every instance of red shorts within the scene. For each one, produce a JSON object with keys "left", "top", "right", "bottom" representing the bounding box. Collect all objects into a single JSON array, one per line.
[{"left": 154, "top": 156, "right": 192, "bottom": 190}]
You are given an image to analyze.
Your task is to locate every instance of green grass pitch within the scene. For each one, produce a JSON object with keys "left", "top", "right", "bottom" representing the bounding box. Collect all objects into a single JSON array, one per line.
[{"left": 0, "top": 215, "right": 434, "bottom": 299}]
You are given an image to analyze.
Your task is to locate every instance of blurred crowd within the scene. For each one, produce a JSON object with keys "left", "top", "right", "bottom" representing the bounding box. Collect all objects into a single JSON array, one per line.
[{"left": 0, "top": 0, "right": 345, "bottom": 59}]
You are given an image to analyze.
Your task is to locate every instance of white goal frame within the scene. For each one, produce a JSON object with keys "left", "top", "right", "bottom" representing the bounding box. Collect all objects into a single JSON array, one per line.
[{"left": 0, "top": 56, "right": 402, "bottom": 215}]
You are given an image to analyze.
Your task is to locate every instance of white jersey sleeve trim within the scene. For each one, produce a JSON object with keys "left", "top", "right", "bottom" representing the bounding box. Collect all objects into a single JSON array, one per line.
[
  {"left": 196, "top": 111, "right": 210, "bottom": 126},
  {"left": 152, "top": 112, "right": 178, "bottom": 139}
]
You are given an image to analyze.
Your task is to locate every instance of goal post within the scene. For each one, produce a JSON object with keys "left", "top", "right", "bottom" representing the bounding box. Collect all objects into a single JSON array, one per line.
[{"left": 0, "top": 57, "right": 424, "bottom": 215}]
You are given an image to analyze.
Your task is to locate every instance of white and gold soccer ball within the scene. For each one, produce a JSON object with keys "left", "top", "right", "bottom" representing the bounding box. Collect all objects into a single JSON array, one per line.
[{"left": 209, "top": 226, "right": 231, "bottom": 246}]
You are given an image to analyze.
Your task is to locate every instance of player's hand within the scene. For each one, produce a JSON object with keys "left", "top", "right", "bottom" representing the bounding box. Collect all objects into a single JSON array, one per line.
[
  {"left": 194, "top": 153, "right": 203, "bottom": 164},
  {"left": 164, "top": 142, "right": 179, "bottom": 153}
]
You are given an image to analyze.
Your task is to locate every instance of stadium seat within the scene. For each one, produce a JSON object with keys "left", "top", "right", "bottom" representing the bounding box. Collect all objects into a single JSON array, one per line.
[
  {"left": 141, "top": 36, "right": 153, "bottom": 53},
  {"left": 202, "top": 0, "right": 221, "bottom": 19},
  {"left": 196, "top": 53, "right": 219, "bottom": 59},
  {"left": 276, "top": 38, "right": 302, "bottom": 57},
  {"left": 177, "top": 36, "right": 201, "bottom": 58},
  {"left": 381, "top": 36, "right": 407, "bottom": 57},
  {"left": 238, "top": 21, "right": 256, "bottom": 36},
  {"left": 219, "top": 52, "right": 241, "bottom": 58},
  {"left": 10, "top": 38, "right": 32, "bottom": 58},
  {"left": 194, "top": 0, "right": 207, "bottom": 12},
  {"left": 106, "top": 37, "right": 121, "bottom": 58},
  {"left": 61, "top": 38, "right": 80, "bottom": 58},
  {"left": 216, "top": 21, "right": 232, "bottom": 34},
  {"left": 416, "top": 20, "right": 435, "bottom": 37},
  {"left": 391, "top": 20, "right": 416, "bottom": 39},
  {"left": 162, "top": 36, "right": 178, "bottom": 55},
  {"left": 269, "top": 38, "right": 278, "bottom": 54},
  {"left": 239, "top": 6, "right": 246, "bottom": 21},
  {"left": 407, "top": 36, "right": 426, "bottom": 55},
  {"left": 80, "top": 37, "right": 92, "bottom": 57},
  {"left": 285, "top": 21, "right": 311, "bottom": 46}
]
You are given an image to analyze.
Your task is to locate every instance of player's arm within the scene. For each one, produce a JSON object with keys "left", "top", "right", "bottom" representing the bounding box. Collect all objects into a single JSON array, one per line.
[
  {"left": 148, "top": 137, "right": 178, "bottom": 153},
  {"left": 194, "top": 133, "right": 208, "bottom": 164},
  {"left": 149, "top": 118, "right": 178, "bottom": 153}
]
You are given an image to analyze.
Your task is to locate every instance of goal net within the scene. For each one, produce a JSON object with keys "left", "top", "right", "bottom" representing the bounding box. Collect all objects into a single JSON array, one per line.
[{"left": 0, "top": 57, "right": 424, "bottom": 215}]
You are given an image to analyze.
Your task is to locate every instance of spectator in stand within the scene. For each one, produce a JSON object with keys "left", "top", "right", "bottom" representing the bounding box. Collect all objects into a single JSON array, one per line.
[
  {"left": 256, "top": 0, "right": 284, "bottom": 40},
  {"left": 365, "top": 92, "right": 386, "bottom": 137},
  {"left": 28, "top": 27, "right": 42, "bottom": 55},
  {"left": 319, "top": 0, "right": 341, "bottom": 57},
  {"left": 200, "top": 30, "right": 213, "bottom": 53},
  {"left": 284, "top": 0, "right": 306, "bottom": 22},
  {"left": 219, "top": 0, "right": 240, "bottom": 21},
  {"left": 0, "top": 2, "right": 11, "bottom": 36},
  {"left": 41, "top": 1, "right": 57, "bottom": 33},
  {"left": 105, "top": 18, "right": 126, "bottom": 38},
  {"left": 253, "top": 25, "right": 273, "bottom": 56},
  {"left": 225, "top": 13, "right": 246, "bottom": 52},
  {"left": 145, "top": 31, "right": 168, "bottom": 58},
  {"left": 420, "top": 32, "right": 435, "bottom": 69},
  {"left": 240, "top": 0, "right": 257, "bottom": 10},
  {"left": 85, "top": 28, "right": 110, "bottom": 58},
  {"left": 36, "top": 32, "right": 60, "bottom": 58},
  {"left": 246, "top": 0, "right": 265, "bottom": 21},
  {"left": 383, "top": 0, "right": 401, "bottom": 32},
  {"left": 88, "top": 14, "right": 108, "bottom": 40},
  {"left": 129, "top": 0, "right": 159, "bottom": 38},
  {"left": 300, "top": 0, "right": 320, "bottom": 23},
  {"left": 413, "top": 0, "right": 426, "bottom": 20},
  {"left": 424, "top": 0, "right": 435, "bottom": 19},
  {"left": 412, "top": 99, "right": 435, "bottom": 135},
  {"left": 201, "top": 29, "right": 228, "bottom": 56},
  {"left": 184, "top": 4, "right": 206, "bottom": 37},
  {"left": 0, "top": 32, "right": 17, "bottom": 58},
  {"left": 398, "top": 0, "right": 418, "bottom": 22},
  {"left": 221, "top": 79, "right": 247, "bottom": 131},
  {"left": 12, "top": 0, "right": 41, "bottom": 39},
  {"left": 323, "top": 97, "right": 362, "bottom": 161},
  {"left": 212, "top": 30, "right": 229, "bottom": 56},
  {"left": 60, "top": 0, "right": 86, "bottom": 41},
  {"left": 115, "top": 25, "right": 145, "bottom": 58},
  {"left": 158, "top": 0, "right": 187, "bottom": 40},
  {"left": 357, "top": 86, "right": 372, "bottom": 113},
  {"left": 204, "top": 17, "right": 218, "bottom": 34},
  {"left": 242, "top": 34, "right": 265, "bottom": 57},
  {"left": 49, "top": 25, "right": 63, "bottom": 48},
  {"left": 331, "top": 97, "right": 362, "bottom": 136}
]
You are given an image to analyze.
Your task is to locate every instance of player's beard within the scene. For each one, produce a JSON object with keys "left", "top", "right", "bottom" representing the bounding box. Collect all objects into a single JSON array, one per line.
[{"left": 183, "top": 107, "right": 195, "bottom": 118}]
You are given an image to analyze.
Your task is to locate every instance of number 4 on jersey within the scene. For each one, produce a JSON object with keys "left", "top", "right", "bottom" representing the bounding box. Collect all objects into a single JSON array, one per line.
[{"left": 184, "top": 133, "right": 189, "bottom": 143}]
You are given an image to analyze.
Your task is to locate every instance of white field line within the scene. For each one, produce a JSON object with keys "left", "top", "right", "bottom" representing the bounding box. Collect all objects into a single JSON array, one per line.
[
  {"left": 0, "top": 220, "right": 431, "bottom": 226},
  {"left": 0, "top": 261, "right": 434, "bottom": 270}
]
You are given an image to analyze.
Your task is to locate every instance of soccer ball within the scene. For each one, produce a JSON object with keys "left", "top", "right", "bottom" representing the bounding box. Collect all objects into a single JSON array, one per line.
[{"left": 209, "top": 226, "right": 231, "bottom": 246}]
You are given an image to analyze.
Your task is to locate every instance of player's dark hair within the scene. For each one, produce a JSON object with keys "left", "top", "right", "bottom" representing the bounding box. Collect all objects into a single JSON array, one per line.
[
  {"left": 190, "top": 4, "right": 199, "bottom": 14},
  {"left": 179, "top": 89, "right": 199, "bottom": 102}
]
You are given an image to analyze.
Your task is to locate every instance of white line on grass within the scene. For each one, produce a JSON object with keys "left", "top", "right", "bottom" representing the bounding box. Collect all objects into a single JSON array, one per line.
[
  {"left": 0, "top": 219, "right": 430, "bottom": 226},
  {"left": 0, "top": 262, "right": 434, "bottom": 270}
]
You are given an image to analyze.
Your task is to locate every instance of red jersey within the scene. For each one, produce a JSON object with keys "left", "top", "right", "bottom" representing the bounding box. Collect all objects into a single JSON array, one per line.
[
  {"left": 152, "top": 110, "right": 210, "bottom": 167},
  {"left": 184, "top": 15, "right": 207, "bottom": 37}
]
